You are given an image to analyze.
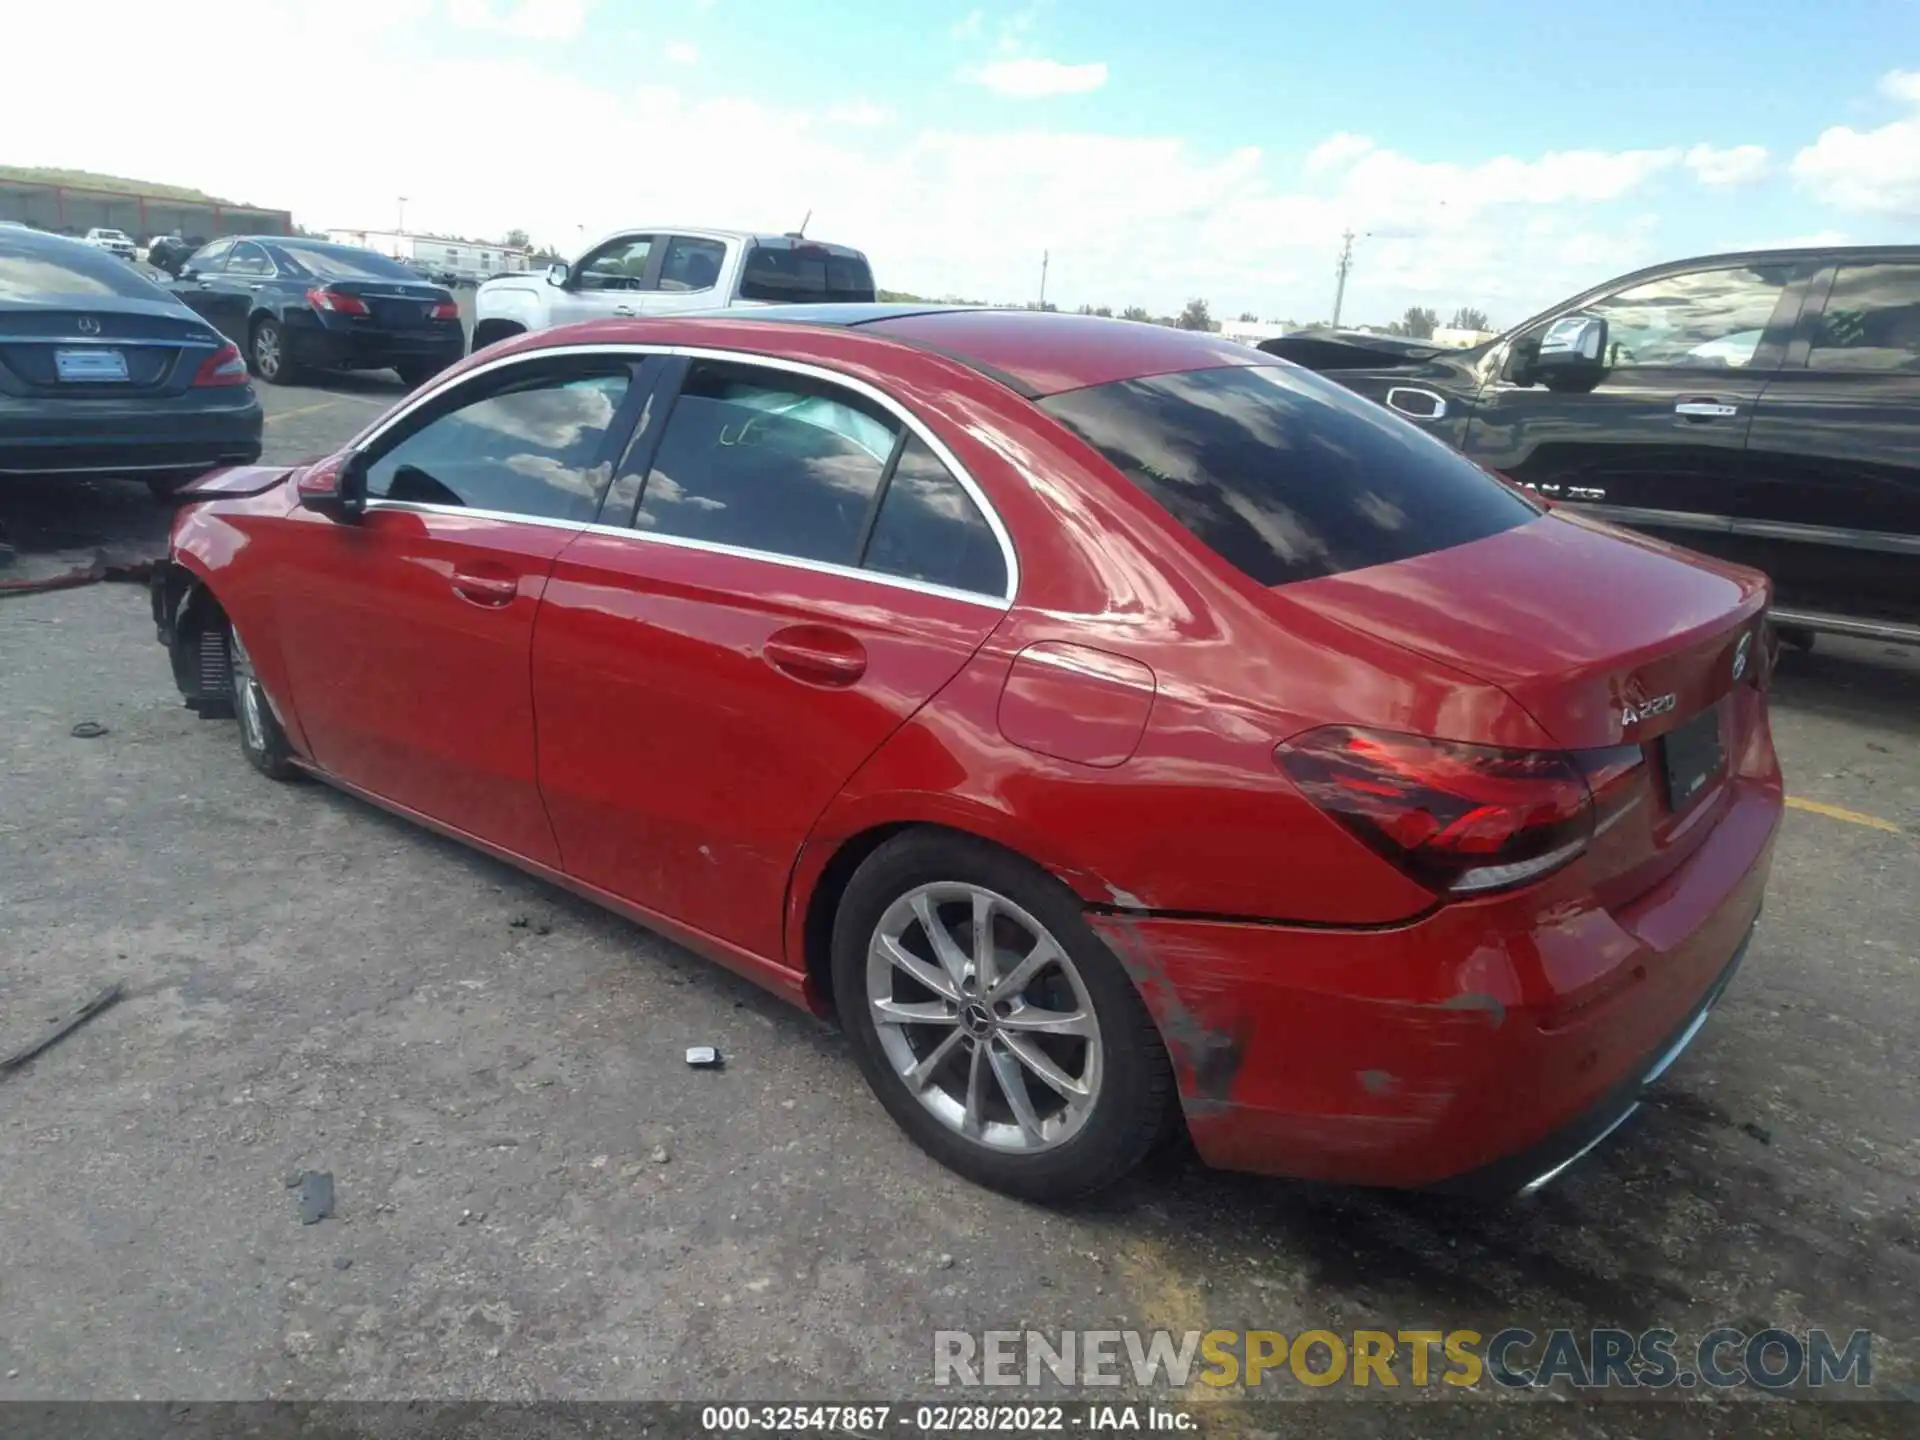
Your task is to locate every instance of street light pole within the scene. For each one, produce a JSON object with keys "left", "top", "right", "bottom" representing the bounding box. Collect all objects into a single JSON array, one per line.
[{"left": 1331, "top": 229, "right": 1355, "bottom": 328}]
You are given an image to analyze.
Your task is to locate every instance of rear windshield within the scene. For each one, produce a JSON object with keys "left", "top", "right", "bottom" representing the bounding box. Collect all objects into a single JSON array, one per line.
[
  {"left": 272, "top": 244, "right": 421, "bottom": 282},
  {"left": 739, "top": 244, "right": 875, "bottom": 304},
  {"left": 1039, "top": 364, "right": 1537, "bottom": 587},
  {"left": 0, "top": 237, "right": 170, "bottom": 301}
]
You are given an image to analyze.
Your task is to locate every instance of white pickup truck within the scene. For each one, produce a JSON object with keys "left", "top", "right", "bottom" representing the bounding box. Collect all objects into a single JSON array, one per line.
[{"left": 470, "top": 225, "right": 876, "bottom": 353}]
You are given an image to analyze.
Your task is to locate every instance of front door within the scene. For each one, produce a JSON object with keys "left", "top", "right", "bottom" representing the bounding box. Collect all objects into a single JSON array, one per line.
[
  {"left": 1740, "top": 257, "right": 1920, "bottom": 624},
  {"left": 271, "top": 353, "right": 646, "bottom": 863},
  {"left": 548, "top": 232, "right": 662, "bottom": 326},
  {"left": 532, "top": 356, "right": 1014, "bottom": 962},
  {"left": 1463, "top": 259, "right": 1817, "bottom": 559}
]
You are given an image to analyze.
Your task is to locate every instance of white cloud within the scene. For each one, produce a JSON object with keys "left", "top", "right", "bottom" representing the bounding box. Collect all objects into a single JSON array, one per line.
[
  {"left": 964, "top": 57, "right": 1108, "bottom": 97},
  {"left": 1303, "top": 132, "right": 1374, "bottom": 176},
  {"left": 1684, "top": 143, "right": 1769, "bottom": 186},
  {"left": 447, "top": 0, "right": 591, "bottom": 41},
  {"left": 664, "top": 40, "right": 699, "bottom": 65},
  {"left": 1793, "top": 70, "right": 1920, "bottom": 213},
  {"left": 948, "top": 8, "right": 984, "bottom": 40},
  {"left": 825, "top": 100, "right": 894, "bottom": 127}
]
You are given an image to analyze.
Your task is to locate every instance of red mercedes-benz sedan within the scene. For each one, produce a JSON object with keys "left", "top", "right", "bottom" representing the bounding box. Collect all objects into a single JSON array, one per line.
[{"left": 149, "top": 307, "right": 1781, "bottom": 1201}]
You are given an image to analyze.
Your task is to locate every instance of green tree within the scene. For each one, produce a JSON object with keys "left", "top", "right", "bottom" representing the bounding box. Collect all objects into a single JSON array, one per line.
[
  {"left": 1401, "top": 306, "right": 1439, "bottom": 339},
  {"left": 1237, "top": 311, "right": 1258, "bottom": 323},
  {"left": 1120, "top": 305, "right": 1152, "bottom": 322},
  {"left": 1449, "top": 306, "right": 1492, "bottom": 331},
  {"left": 1176, "top": 297, "right": 1215, "bottom": 332},
  {"left": 503, "top": 228, "right": 532, "bottom": 251},
  {"left": 1092, "top": 305, "right": 1113, "bottom": 317}
]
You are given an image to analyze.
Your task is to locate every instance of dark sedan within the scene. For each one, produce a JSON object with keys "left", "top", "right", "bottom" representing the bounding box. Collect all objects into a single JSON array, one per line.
[
  {"left": 0, "top": 226, "right": 262, "bottom": 495},
  {"left": 170, "top": 237, "right": 465, "bottom": 388}
]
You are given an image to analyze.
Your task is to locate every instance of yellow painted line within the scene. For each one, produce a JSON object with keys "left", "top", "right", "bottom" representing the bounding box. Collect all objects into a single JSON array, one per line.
[
  {"left": 1786, "top": 796, "right": 1903, "bottom": 833},
  {"left": 264, "top": 398, "right": 346, "bottom": 426}
]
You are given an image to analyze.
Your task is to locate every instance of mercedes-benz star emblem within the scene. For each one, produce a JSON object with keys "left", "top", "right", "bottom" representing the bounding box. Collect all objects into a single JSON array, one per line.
[{"left": 76, "top": 317, "right": 101, "bottom": 335}]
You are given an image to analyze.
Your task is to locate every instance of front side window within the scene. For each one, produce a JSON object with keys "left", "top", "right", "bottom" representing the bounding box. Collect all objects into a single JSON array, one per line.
[
  {"left": 224, "top": 242, "right": 274, "bottom": 278},
  {"left": 1041, "top": 363, "right": 1537, "bottom": 589},
  {"left": 657, "top": 236, "right": 727, "bottom": 293},
  {"left": 576, "top": 234, "right": 656, "bottom": 292},
  {"left": 635, "top": 361, "right": 898, "bottom": 564},
  {"left": 185, "top": 239, "right": 234, "bottom": 274},
  {"left": 367, "top": 363, "right": 632, "bottom": 522},
  {"left": 864, "top": 436, "right": 1007, "bottom": 597},
  {"left": 1576, "top": 264, "right": 1800, "bottom": 370},
  {"left": 1809, "top": 264, "right": 1920, "bottom": 373}
]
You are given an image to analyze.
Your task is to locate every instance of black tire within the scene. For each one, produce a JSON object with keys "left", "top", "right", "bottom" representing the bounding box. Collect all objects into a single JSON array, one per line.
[
  {"left": 249, "top": 316, "right": 301, "bottom": 385},
  {"left": 832, "top": 830, "right": 1176, "bottom": 1202},
  {"left": 469, "top": 319, "right": 523, "bottom": 356},
  {"left": 146, "top": 474, "right": 193, "bottom": 500},
  {"left": 228, "top": 622, "right": 300, "bottom": 780},
  {"left": 397, "top": 359, "right": 445, "bottom": 390}
]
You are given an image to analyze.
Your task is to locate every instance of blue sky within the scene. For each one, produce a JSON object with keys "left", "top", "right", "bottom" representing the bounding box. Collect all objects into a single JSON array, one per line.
[{"left": 10, "top": 0, "right": 1920, "bottom": 326}]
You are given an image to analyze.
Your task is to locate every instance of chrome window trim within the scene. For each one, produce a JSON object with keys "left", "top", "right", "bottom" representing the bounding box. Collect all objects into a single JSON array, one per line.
[{"left": 355, "top": 340, "right": 1022, "bottom": 605}]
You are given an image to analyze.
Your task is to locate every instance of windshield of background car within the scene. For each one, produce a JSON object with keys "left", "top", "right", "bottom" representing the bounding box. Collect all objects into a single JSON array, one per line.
[
  {"left": 1039, "top": 363, "right": 1539, "bottom": 588},
  {"left": 0, "top": 236, "right": 172, "bottom": 301},
  {"left": 738, "top": 244, "right": 876, "bottom": 303},
  {"left": 272, "top": 244, "right": 421, "bottom": 282}
]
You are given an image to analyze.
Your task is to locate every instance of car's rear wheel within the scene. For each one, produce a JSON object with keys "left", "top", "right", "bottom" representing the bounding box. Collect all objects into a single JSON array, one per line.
[
  {"left": 250, "top": 317, "right": 300, "bottom": 385},
  {"left": 832, "top": 831, "right": 1176, "bottom": 1202},
  {"left": 229, "top": 623, "right": 299, "bottom": 780},
  {"left": 397, "top": 359, "right": 445, "bottom": 390}
]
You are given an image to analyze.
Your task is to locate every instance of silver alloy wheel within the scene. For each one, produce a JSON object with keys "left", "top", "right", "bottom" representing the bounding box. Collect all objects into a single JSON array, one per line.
[
  {"left": 253, "top": 325, "right": 280, "bottom": 379},
  {"left": 230, "top": 628, "right": 268, "bottom": 752},
  {"left": 866, "top": 882, "right": 1103, "bottom": 1153}
]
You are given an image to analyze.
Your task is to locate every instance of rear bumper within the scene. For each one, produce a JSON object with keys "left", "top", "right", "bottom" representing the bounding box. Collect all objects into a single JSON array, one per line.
[
  {"left": 0, "top": 391, "right": 263, "bottom": 477},
  {"left": 287, "top": 320, "right": 464, "bottom": 372},
  {"left": 1091, "top": 765, "right": 1782, "bottom": 1194}
]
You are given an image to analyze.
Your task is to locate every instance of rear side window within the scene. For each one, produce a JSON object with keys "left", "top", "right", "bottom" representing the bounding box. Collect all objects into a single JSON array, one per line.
[
  {"left": 1040, "top": 364, "right": 1537, "bottom": 588},
  {"left": 864, "top": 436, "right": 1007, "bottom": 597},
  {"left": 1810, "top": 263, "right": 1920, "bottom": 372},
  {"left": 0, "top": 238, "right": 172, "bottom": 301},
  {"left": 274, "top": 244, "right": 419, "bottom": 281},
  {"left": 636, "top": 360, "right": 898, "bottom": 564},
  {"left": 738, "top": 244, "right": 875, "bottom": 303},
  {"left": 658, "top": 236, "right": 727, "bottom": 292}
]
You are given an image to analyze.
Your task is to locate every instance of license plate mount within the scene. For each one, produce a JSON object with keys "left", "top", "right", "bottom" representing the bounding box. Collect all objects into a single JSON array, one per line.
[
  {"left": 54, "top": 348, "right": 129, "bottom": 383},
  {"left": 1661, "top": 703, "right": 1725, "bottom": 813}
]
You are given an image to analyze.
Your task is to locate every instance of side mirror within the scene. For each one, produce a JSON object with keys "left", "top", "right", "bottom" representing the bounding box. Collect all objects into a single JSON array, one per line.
[
  {"left": 1527, "top": 315, "right": 1609, "bottom": 388},
  {"left": 295, "top": 451, "right": 369, "bottom": 521},
  {"left": 545, "top": 262, "right": 570, "bottom": 287}
]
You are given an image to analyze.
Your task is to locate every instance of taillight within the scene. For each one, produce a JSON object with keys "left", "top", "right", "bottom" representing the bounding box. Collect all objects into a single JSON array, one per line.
[
  {"left": 191, "top": 342, "right": 248, "bottom": 387},
  {"left": 307, "top": 287, "right": 369, "bottom": 316},
  {"left": 430, "top": 300, "right": 459, "bottom": 321},
  {"left": 1275, "top": 727, "right": 1648, "bottom": 897}
]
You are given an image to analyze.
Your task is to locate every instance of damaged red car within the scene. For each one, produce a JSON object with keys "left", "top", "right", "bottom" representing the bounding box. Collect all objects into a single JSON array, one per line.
[{"left": 150, "top": 307, "right": 1781, "bottom": 1200}]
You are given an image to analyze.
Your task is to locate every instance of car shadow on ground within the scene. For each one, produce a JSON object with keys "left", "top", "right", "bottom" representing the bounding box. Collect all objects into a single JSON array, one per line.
[{"left": 1772, "top": 642, "right": 1920, "bottom": 736}]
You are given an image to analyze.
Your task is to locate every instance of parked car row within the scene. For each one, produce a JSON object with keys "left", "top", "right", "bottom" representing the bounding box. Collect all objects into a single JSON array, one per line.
[{"left": 1266, "top": 243, "right": 1920, "bottom": 648}]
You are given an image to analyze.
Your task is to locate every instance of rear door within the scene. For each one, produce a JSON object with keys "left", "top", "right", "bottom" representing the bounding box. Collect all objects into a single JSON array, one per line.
[
  {"left": 171, "top": 238, "right": 235, "bottom": 328},
  {"left": 1739, "top": 257, "right": 1920, "bottom": 628},
  {"left": 532, "top": 354, "right": 1013, "bottom": 962},
  {"left": 647, "top": 234, "right": 732, "bottom": 313},
  {"left": 200, "top": 240, "right": 274, "bottom": 343},
  {"left": 548, "top": 232, "right": 662, "bottom": 325},
  {"left": 1463, "top": 260, "right": 1816, "bottom": 556},
  {"left": 271, "top": 352, "right": 651, "bottom": 862}
]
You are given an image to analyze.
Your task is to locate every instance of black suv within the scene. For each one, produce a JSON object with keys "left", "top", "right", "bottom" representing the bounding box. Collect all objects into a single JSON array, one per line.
[{"left": 1264, "top": 246, "right": 1920, "bottom": 648}]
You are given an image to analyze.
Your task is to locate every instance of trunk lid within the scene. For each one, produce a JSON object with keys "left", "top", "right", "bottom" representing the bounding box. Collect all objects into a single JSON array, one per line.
[
  {"left": 1275, "top": 509, "right": 1770, "bottom": 900},
  {"left": 0, "top": 298, "right": 221, "bottom": 398}
]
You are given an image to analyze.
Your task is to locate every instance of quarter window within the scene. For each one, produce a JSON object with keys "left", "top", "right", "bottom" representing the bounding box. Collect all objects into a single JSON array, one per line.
[
  {"left": 576, "top": 234, "right": 656, "bottom": 292},
  {"left": 864, "top": 436, "right": 1007, "bottom": 597},
  {"left": 1578, "top": 264, "right": 1800, "bottom": 370},
  {"left": 635, "top": 361, "right": 899, "bottom": 565},
  {"left": 1809, "top": 264, "right": 1920, "bottom": 373},
  {"left": 366, "top": 362, "right": 632, "bottom": 522}
]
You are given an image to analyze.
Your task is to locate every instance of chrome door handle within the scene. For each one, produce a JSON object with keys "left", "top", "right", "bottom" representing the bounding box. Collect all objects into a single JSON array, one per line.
[
  {"left": 611, "top": 304, "right": 636, "bottom": 317},
  {"left": 1675, "top": 401, "right": 1739, "bottom": 418}
]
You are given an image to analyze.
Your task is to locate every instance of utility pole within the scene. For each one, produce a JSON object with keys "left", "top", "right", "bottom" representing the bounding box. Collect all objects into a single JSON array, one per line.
[
  {"left": 1331, "top": 228, "right": 1355, "bottom": 328},
  {"left": 1039, "top": 250, "right": 1049, "bottom": 309},
  {"left": 397, "top": 196, "right": 408, "bottom": 233}
]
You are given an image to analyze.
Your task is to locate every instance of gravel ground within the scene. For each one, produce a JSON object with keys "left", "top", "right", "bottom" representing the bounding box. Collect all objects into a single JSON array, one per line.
[{"left": 1, "top": 381, "right": 1917, "bottom": 1433}]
